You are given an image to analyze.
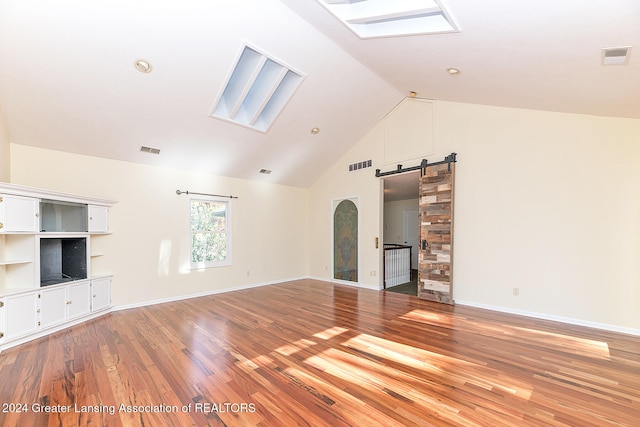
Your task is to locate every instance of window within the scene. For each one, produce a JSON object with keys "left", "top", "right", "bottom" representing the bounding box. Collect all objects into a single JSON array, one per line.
[
  {"left": 189, "top": 196, "right": 232, "bottom": 268},
  {"left": 209, "top": 44, "right": 305, "bottom": 132},
  {"left": 314, "top": 0, "right": 460, "bottom": 39}
]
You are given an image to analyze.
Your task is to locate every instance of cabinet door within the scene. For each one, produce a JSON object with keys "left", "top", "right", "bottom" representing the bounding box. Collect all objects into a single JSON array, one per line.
[
  {"left": 91, "top": 277, "right": 111, "bottom": 312},
  {"left": 88, "top": 205, "right": 108, "bottom": 233},
  {"left": 0, "top": 195, "right": 39, "bottom": 232},
  {"left": 39, "top": 286, "right": 68, "bottom": 328},
  {"left": 3, "top": 292, "right": 39, "bottom": 340},
  {"left": 67, "top": 281, "right": 91, "bottom": 319}
]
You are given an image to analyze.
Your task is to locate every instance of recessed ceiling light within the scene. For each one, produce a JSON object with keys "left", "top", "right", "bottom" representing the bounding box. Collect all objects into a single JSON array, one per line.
[
  {"left": 134, "top": 59, "right": 152, "bottom": 73},
  {"left": 409, "top": 91, "right": 417, "bottom": 98},
  {"left": 311, "top": 127, "right": 320, "bottom": 135},
  {"left": 446, "top": 67, "right": 461, "bottom": 75}
]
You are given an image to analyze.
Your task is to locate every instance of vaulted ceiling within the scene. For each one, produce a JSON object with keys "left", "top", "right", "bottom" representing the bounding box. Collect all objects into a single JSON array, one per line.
[{"left": 0, "top": 0, "right": 637, "bottom": 188}]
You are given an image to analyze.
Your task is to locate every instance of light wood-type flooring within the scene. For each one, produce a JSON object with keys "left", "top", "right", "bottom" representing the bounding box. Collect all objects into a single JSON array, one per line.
[{"left": 0, "top": 279, "right": 638, "bottom": 426}]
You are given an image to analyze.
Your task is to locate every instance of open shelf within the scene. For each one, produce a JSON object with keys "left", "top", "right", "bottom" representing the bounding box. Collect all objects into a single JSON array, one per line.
[{"left": 0, "top": 260, "right": 33, "bottom": 266}]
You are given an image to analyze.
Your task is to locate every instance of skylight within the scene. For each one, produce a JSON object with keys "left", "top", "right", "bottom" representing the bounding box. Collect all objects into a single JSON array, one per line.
[
  {"left": 316, "top": 0, "right": 459, "bottom": 39},
  {"left": 210, "top": 44, "right": 305, "bottom": 133}
]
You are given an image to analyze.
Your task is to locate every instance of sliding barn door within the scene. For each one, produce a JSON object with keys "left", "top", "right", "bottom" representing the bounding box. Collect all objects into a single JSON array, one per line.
[{"left": 418, "top": 162, "right": 455, "bottom": 304}]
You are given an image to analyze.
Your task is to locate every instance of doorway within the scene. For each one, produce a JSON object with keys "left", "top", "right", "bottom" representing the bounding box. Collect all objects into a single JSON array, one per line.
[
  {"left": 382, "top": 172, "right": 419, "bottom": 295},
  {"left": 379, "top": 153, "right": 457, "bottom": 302}
]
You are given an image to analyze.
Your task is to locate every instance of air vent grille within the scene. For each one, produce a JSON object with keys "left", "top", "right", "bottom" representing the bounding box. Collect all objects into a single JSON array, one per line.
[
  {"left": 140, "top": 146, "right": 161, "bottom": 155},
  {"left": 349, "top": 160, "right": 372, "bottom": 172},
  {"left": 210, "top": 44, "right": 305, "bottom": 133},
  {"left": 602, "top": 46, "right": 632, "bottom": 65}
]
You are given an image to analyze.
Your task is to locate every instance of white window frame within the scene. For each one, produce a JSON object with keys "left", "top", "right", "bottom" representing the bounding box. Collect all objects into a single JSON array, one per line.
[{"left": 188, "top": 195, "right": 232, "bottom": 269}]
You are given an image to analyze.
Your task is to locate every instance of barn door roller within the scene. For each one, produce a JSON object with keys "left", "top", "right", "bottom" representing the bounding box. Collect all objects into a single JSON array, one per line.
[{"left": 375, "top": 153, "right": 457, "bottom": 178}]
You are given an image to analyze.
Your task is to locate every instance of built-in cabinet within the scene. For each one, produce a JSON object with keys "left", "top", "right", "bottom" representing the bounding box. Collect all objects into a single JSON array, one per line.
[
  {"left": 1, "top": 292, "right": 39, "bottom": 342},
  {"left": 0, "top": 194, "right": 39, "bottom": 232},
  {"left": 0, "top": 182, "right": 115, "bottom": 351},
  {"left": 91, "top": 276, "right": 111, "bottom": 311},
  {"left": 88, "top": 205, "right": 109, "bottom": 233},
  {"left": 0, "top": 277, "right": 110, "bottom": 345},
  {"left": 40, "top": 285, "right": 69, "bottom": 328}
]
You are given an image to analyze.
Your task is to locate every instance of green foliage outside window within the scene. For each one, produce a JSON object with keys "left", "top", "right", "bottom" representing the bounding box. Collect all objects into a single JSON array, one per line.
[{"left": 190, "top": 199, "right": 229, "bottom": 264}]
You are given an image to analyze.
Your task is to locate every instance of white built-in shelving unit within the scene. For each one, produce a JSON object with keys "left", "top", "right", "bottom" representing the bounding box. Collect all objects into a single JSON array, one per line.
[{"left": 0, "top": 182, "right": 116, "bottom": 351}]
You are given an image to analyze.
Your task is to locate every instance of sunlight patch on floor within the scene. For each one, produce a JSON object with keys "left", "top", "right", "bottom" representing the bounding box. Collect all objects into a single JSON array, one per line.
[
  {"left": 281, "top": 364, "right": 420, "bottom": 427},
  {"left": 313, "top": 326, "right": 349, "bottom": 340},
  {"left": 275, "top": 338, "right": 317, "bottom": 356},
  {"left": 251, "top": 354, "right": 277, "bottom": 368},
  {"left": 232, "top": 347, "right": 275, "bottom": 374},
  {"left": 510, "top": 326, "right": 611, "bottom": 360},
  {"left": 304, "top": 347, "right": 465, "bottom": 422},
  {"left": 340, "top": 333, "right": 534, "bottom": 400},
  {"left": 399, "top": 309, "right": 460, "bottom": 328},
  {"left": 401, "top": 309, "right": 611, "bottom": 361}
]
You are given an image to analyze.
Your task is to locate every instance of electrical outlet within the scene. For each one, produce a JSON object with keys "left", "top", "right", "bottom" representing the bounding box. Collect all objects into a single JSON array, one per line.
[
  {"left": 513, "top": 287, "right": 520, "bottom": 296},
  {"left": 247, "top": 270, "right": 251, "bottom": 277}
]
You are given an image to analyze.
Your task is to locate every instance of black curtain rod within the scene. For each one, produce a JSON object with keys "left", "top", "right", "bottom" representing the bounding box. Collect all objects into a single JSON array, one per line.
[
  {"left": 375, "top": 152, "right": 457, "bottom": 177},
  {"left": 176, "top": 190, "right": 238, "bottom": 199}
]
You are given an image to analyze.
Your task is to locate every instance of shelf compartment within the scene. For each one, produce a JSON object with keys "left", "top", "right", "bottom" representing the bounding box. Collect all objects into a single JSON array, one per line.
[{"left": 39, "top": 237, "right": 88, "bottom": 287}]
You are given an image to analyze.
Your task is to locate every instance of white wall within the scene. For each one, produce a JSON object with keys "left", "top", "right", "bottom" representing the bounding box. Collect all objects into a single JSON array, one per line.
[
  {"left": 310, "top": 99, "right": 640, "bottom": 332},
  {"left": 0, "top": 106, "right": 9, "bottom": 182},
  {"left": 384, "top": 199, "right": 418, "bottom": 245},
  {"left": 309, "top": 124, "right": 385, "bottom": 288},
  {"left": 10, "top": 144, "right": 309, "bottom": 307},
  {"left": 7, "top": 98, "right": 640, "bottom": 332}
]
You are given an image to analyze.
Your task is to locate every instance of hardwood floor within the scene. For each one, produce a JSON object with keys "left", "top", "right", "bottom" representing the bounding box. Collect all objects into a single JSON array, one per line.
[{"left": 0, "top": 279, "right": 638, "bottom": 426}]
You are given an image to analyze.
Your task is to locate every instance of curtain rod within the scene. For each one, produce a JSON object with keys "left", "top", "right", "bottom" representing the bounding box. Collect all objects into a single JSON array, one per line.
[
  {"left": 375, "top": 152, "right": 457, "bottom": 177},
  {"left": 176, "top": 190, "right": 238, "bottom": 199}
]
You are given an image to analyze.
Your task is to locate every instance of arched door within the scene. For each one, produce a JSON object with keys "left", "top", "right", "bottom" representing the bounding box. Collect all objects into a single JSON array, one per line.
[{"left": 333, "top": 199, "right": 358, "bottom": 282}]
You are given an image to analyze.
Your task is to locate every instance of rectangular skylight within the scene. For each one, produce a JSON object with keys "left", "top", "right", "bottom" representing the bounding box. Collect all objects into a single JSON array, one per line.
[
  {"left": 317, "top": 0, "right": 459, "bottom": 39},
  {"left": 210, "top": 44, "right": 305, "bottom": 133}
]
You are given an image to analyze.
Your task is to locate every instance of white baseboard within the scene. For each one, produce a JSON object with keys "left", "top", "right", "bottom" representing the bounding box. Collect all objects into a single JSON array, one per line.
[
  {"left": 6, "top": 279, "right": 634, "bottom": 355},
  {"left": 455, "top": 300, "right": 640, "bottom": 337},
  {"left": 307, "top": 275, "right": 380, "bottom": 290},
  {"left": 112, "top": 276, "right": 309, "bottom": 312},
  {"left": 128, "top": 277, "right": 637, "bottom": 336}
]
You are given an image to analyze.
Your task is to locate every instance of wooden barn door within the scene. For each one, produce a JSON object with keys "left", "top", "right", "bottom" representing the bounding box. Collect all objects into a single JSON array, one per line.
[{"left": 418, "top": 159, "right": 455, "bottom": 304}]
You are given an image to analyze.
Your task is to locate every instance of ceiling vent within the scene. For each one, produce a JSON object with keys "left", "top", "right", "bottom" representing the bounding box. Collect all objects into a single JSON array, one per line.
[
  {"left": 210, "top": 44, "right": 305, "bottom": 133},
  {"left": 602, "top": 46, "right": 632, "bottom": 65},
  {"left": 140, "top": 146, "right": 160, "bottom": 155},
  {"left": 315, "top": 0, "right": 459, "bottom": 39}
]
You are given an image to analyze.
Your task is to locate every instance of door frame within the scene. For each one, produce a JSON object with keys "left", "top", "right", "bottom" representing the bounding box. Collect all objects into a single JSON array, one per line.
[
  {"left": 377, "top": 153, "right": 457, "bottom": 297},
  {"left": 403, "top": 209, "right": 419, "bottom": 270}
]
